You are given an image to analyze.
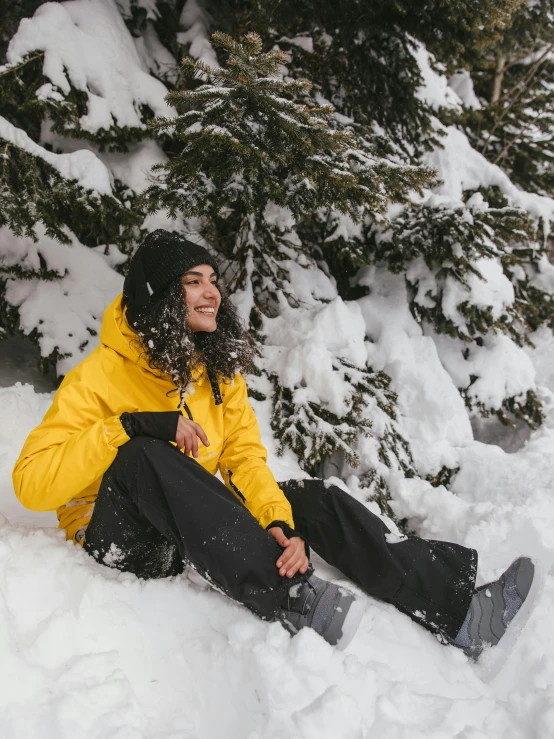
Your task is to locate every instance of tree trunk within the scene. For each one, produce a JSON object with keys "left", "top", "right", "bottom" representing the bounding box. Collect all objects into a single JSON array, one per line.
[{"left": 491, "top": 54, "right": 506, "bottom": 103}]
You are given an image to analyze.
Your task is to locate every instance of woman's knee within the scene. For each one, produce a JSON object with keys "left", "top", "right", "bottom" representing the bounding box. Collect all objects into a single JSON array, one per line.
[{"left": 279, "top": 477, "right": 327, "bottom": 518}]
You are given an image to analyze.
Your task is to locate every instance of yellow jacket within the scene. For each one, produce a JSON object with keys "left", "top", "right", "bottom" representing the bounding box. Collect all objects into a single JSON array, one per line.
[{"left": 13, "top": 295, "right": 294, "bottom": 542}]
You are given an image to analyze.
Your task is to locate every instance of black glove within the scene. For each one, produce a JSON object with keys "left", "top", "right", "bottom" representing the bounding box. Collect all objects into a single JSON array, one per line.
[{"left": 120, "top": 411, "right": 181, "bottom": 442}]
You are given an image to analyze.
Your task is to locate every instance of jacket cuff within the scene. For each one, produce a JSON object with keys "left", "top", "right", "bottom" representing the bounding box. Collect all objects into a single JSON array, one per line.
[
  {"left": 257, "top": 504, "right": 294, "bottom": 532},
  {"left": 266, "top": 520, "right": 310, "bottom": 558},
  {"left": 120, "top": 411, "right": 181, "bottom": 442},
  {"left": 104, "top": 415, "right": 133, "bottom": 448}
]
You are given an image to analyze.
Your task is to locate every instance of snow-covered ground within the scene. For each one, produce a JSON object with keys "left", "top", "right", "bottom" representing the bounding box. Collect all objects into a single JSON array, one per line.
[{"left": 1, "top": 330, "right": 554, "bottom": 738}]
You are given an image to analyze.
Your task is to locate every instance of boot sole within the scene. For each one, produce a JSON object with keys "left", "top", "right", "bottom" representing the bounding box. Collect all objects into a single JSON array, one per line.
[
  {"left": 474, "top": 556, "right": 545, "bottom": 683},
  {"left": 335, "top": 595, "right": 365, "bottom": 651}
]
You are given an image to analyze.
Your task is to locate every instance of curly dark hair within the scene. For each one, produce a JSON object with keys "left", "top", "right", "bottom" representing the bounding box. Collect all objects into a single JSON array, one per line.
[{"left": 123, "top": 278, "right": 256, "bottom": 402}]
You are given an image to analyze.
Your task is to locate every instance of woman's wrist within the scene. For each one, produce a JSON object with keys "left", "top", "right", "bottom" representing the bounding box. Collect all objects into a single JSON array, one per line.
[
  {"left": 120, "top": 411, "right": 181, "bottom": 441},
  {"left": 266, "top": 520, "right": 310, "bottom": 557}
]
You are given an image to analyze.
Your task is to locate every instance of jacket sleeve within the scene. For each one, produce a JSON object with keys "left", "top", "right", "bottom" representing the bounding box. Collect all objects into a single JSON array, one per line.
[
  {"left": 218, "top": 373, "right": 294, "bottom": 531},
  {"left": 12, "top": 375, "right": 130, "bottom": 512}
]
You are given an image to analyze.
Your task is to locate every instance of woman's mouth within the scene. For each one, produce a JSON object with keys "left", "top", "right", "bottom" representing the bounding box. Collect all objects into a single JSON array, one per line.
[{"left": 195, "top": 307, "right": 215, "bottom": 314}]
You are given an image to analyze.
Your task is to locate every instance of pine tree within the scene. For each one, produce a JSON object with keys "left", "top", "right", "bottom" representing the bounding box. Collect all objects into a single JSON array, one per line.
[
  {"left": 142, "top": 31, "right": 427, "bottom": 489},
  {"left": 0, "top": 0, "right": 174, "bottom": 367},
  {"left": 4, "top": 1, "right": 554, "bottom": 523},
  {"left": 438, "top": 0, "right": 554, "bottom": 197},
  {"left": 366, "top": 187, "right": 553, "bottom": 429}
]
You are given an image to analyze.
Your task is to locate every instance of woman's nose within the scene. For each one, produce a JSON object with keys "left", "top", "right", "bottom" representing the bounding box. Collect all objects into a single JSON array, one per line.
[{"left": 203, "top": 283, "right": 218, "bottom": 299}]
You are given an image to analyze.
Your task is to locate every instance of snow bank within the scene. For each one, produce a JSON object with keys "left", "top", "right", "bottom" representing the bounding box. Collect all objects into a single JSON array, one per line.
[{"left": 0, "top": 514, "right": 484, "bottom": 739}]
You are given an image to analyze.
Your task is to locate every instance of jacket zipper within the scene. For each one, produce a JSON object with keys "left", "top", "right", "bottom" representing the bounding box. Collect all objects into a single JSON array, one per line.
[
  {"left": 228, "top": 471, "right": 246, "bottom": 503},
  {"left": 181, "top": 398, "right": 243, "bottom": 501}
]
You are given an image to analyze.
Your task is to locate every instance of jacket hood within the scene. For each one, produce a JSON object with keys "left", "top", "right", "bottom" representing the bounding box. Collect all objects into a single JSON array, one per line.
[
  {"left": 99, "top": 294, "right": 207, "bottom": 386},
  {"left": 100, "top": 294, "right": 143, "bottom": 364}
]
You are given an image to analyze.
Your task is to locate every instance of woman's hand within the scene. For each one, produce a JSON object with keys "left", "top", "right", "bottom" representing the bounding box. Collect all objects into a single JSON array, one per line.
[
  {"left": 268, "top": 526, "right": 309, "bottom": 578},
  {"left": 176, "top": 417, "right": 210, "bottom": 458}
]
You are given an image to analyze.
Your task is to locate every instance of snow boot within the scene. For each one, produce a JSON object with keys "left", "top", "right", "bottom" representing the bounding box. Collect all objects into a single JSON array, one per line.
[
  {"left": 277, "top": 574, "right": 364, "bottom": 650},
  {"left": 451, "top": 556, "right": 540, "bottom": 678}
]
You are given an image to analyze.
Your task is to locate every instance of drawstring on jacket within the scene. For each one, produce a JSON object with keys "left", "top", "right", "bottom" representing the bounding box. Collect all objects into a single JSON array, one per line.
[{"left": 177, "top": 370, "right": 222, "bottom": 422}]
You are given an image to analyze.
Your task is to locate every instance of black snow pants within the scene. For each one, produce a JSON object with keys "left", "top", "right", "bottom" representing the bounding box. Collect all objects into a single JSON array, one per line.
[{"left": 84, "top": 437, "right": 477, "bottom": 639}]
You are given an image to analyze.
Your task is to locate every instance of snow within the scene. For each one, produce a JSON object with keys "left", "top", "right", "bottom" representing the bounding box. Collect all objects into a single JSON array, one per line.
[
  {"left": 441, "top": 257, "right": 515, "bottom": 330},
  {"left": 263, "top": 202, "right": 296, "bottom": 231},
  {"left": 6, "top": 0, "right": 174, "bottom": 134},
  {"left": 1, "top": 224, "right": 124, "bottom": 375},
  {"left": 116, "top": 0, "right": 159, "bottom": 22},
  {"left": 40, "top": 120, "right": 168, "bottom": 195},
  {"left": 424, "top": 125, "right": 554, "bottom": 226},
  {"left": 448, "top": 71, "right": 482, "bottom": 110},
  {"left": 133, "top": 21, "right": 179, "bottom": 85},
  {"left": 278, "top": 36, "right": 315, "bottom": 54},
  {"left": 0, "top": 115, "right": 112, "bottom": 195},
  {"left": 431, "top": 330, "right": 537, "bottom": 410},
  {"left": 356, "top": 267, "right": 473, "bottom": 475},
  {"left": 466, "top": 334, "right": 536, "bottom": 410},
  {"left": 3, "top": 329, "right": 554, "bottom": 736},
  {"left": 178, "top": 0, "right": 219, "bottom": 69},
  {"left": 263, "top": 292, "right": 368, "bottom": 418},
  {"left": 413, "top": 44, "right": 463, "bottom": 112}
]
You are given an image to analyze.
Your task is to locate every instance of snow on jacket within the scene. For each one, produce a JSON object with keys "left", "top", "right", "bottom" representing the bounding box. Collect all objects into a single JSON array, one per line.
[{"left": 12, "top": 294, "right": 295, "bottom": 542}]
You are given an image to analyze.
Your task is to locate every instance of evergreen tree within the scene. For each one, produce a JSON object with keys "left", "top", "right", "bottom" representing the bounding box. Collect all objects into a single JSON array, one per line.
[
  {"left": 209, "top": 0, "right": 521, "bottom": 160},
  {"left": 3, "top": 0, "right": 554, "bottom": 523},
  {"left": 366, "top": 187, "right": 552, "bottom": 429},
  {"left": 0, "top": 0, "right": 173, "bottom": 365},
  {"left": 205, "top": 0, "right": 554, "bottom": 432},
  {"left": 142, "top": 31, "right": 427, "bottom": 487},
  {"left": 439, "top": 0, "right": 554, "bottom": 197}
]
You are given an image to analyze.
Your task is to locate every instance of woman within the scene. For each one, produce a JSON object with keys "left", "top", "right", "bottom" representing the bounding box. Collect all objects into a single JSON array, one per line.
[{"left": 13, "top": 230, "right": 537, "bottom": 657}]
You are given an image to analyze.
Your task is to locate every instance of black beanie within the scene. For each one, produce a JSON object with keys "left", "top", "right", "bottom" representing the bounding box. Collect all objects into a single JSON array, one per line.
[{"left": 123, "top": 229, "right": 220, "bottom": 325}]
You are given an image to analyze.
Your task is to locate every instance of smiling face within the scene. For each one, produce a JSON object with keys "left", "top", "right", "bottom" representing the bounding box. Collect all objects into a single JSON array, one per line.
[{"left": 181, "top": 264, "right": 221, "bottom": 332}]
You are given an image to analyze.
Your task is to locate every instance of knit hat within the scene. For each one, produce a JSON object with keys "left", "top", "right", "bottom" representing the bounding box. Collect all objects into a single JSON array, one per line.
[{"left": 123, "top": 229, "right": 220, "bottom": 325}]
